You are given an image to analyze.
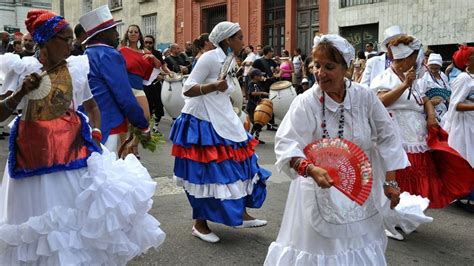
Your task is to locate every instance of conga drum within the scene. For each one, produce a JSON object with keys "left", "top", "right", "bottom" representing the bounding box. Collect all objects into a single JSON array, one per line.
[
  {"left": 254, "top": 99, "right": 273, "bottom": 126},
  {"left": 161, "top": 74, "right": 186, "bottom": 118},
  {"left": 270, "top": 80, "right": 297, "bottom": 120}
]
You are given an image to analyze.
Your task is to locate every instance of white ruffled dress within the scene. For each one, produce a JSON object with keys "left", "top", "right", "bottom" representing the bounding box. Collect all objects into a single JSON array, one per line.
[
  {"left": 265, "top": 83, "right": 432, "bottom": 265},
  {"left": 0, "top": 54, "right": 165, "bottom": 265}
]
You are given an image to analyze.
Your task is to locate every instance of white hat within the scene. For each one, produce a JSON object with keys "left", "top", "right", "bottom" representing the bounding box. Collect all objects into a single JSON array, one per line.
[
  {"left": 390, "top": 37, "right": 422, "bottom": 59},
  {"left": 380, "top": 25, "right": 405, "bottom": 52},
  {"left": 427, "top": 53, "right": 443, "bottom": 66},
  {"left": 319, "top": 34, "right": 355, "bottom": 68},
  {"left": 79, "top": 5, "right": 123, "bottom": 44},
  {"left": 302, "top": 78, "right": 309, "bottom": 84},
  {"left": 313, "top": 35, "right": 321, "bottom": 48}
]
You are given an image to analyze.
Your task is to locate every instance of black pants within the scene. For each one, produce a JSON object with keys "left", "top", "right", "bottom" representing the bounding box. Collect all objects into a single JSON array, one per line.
[{"left": 144, "top": 81, "right": 164, "bottom": 123}]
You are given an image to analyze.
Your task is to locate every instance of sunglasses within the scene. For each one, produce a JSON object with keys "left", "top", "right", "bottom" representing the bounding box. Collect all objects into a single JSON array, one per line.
[{"left": 144, "top": 41, "right": 153, "bottom": 44}]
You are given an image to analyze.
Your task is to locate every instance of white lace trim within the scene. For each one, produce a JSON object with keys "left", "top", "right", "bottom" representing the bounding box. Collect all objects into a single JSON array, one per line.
[
  {"left": 403, "top": 142, "right": 430, "bottom": 153},
  {"left": 264, "top": 240, "right": 387, "bottom": 266},
  {"left": 174, "top": 174, "right": 260, "bottom": 200},
  {"left": 0, "top": 149, "right": 165, "bottom": 265}
]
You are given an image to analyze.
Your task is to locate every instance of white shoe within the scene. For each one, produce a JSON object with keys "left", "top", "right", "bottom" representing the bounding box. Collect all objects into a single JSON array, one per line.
[
  {"left": 235, "top": 219, "right": 268, "bottom": 228},
  {"left": 385, "top": 229, "right": 404, "bottom": 241},
  {"left": 192, "top": 226, "right": 220, "bottom": 243}
]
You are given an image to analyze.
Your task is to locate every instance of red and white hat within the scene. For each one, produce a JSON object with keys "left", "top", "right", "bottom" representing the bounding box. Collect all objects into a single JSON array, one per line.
[{"left": 79, "top": 5, "right": 123, "bottom": 44}]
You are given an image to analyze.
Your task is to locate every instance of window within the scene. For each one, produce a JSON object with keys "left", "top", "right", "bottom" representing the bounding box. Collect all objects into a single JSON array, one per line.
[
  {"left": 142, "top": 14, "right": 157, "bottom": 39},
  {"left": 340, "top": 0, "right": 380, "bottom": 8},
  {"left": 202, "top": 5, "right": 227, "bottom": 34},
  {"left": 263, "top": 0, "right": 285, "bottom": 54},
  {"left": 116, "top": 20, "right": 123, "bottom": 38},
  {"left": 109, "top": 0, "right": 122, "bottom": 9}
]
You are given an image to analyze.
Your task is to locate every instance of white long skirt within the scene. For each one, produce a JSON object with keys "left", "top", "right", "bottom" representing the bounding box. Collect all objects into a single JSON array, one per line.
[
  {"left": 0, "top": 148, "right": 165, "bottom": 265},
  {"left": 264, "top": 176, "right": 388, "bottom": 266}
]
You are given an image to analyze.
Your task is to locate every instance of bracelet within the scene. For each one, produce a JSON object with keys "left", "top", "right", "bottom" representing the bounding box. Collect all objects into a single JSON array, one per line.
[
  {"left": 292, "top": 158, "right": 303, "bottom": 171},
  {"left": 383, "top": 180, "right": 399, "bottom": 189},
  {"left": 199, "top": 84, "right": 205, "bottom": 95},
  {"left": 297, "top": 159, "right": 311, "bottom": 177},
  {"left": 142, "top": 127, "right": 151, "bottom": 134},
  {"left": 91, "top": 130, "right": 102, "bottom": 143}
]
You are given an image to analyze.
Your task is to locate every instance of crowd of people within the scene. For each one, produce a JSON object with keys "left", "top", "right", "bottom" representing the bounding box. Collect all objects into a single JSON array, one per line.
[{"left": 0, "top": 4, "right": 473, "bottom": 265}]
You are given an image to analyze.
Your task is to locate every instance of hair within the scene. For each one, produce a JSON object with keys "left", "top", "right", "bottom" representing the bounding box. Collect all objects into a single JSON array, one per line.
[
  {"left": 247, "top": 45, "right": 254, "bottom": 51},
  {"left": 357, "top": 50, "right": 366, "bottom": 60},
  {"left": 192, "top": 33, "right": 209, "bottom": 56},
  {"left": 13, "top": 40, "right": 22, "bottom": 46},
  {"left": 121, "top": 24, "right": 145, "bottom": 49},
  {"left": 294, "top": 48, "right": 302, "bottom": 54},
  {"left": 144, "top": 35, "right": 155, "bottom": 43},
  {"left": 424, "top": 48, "right": 433, "bottom": 57},
  {"left": 312, "top": 41, "right": 347, "bottom": 69},
  {"left": 74, "top": 24, "right": 85, "bottom": 39},
  {"left": 366, "top": 42, "right": 374, "bottom": 47},
  {"left": 281, "top": 49, "right": 290, "bottom": 57},
  {"left": 263, "top": 45, "right": 273, "bottom": 55},
  {"left": 217, "top": 31, "right": 240, "bottom": 54}
]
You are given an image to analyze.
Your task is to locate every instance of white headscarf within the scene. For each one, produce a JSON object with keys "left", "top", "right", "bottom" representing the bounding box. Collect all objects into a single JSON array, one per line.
[
  {"left": 428, "top": 53, "right": 443, "bottom": 66},
  {"left": 208, "top": 21, "right": 241, "bottom": 48},
  {"left": 319, "top": 34, "right": 355, "bottom": 68},
  {"left": 313, "top": 35, "right": 321, "bottom": 48},
  {"left": 390, "top": 37, "right": 422, "bottom": 59}
]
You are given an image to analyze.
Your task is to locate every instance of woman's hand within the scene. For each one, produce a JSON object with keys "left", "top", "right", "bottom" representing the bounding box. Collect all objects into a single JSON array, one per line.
[
  {"left": 307, "top": 165, "right": 334, "bottom": 189},
  {"left": 384, "top": 186, "right": 401, "bottom": 209},
  {"left": 402, "top": 67, "right": 416, "bottom": 88},
  {"left": 214, "top": 80, "right": 228, "bottom": 92},
  {"left": 21, "top": 73, "right": 42, "bottom": 94}
]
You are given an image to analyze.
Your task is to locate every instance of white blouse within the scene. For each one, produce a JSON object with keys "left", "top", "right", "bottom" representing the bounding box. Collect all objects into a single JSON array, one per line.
[{"left": 182, "top": 47, "right": 247, "bottom": 142}]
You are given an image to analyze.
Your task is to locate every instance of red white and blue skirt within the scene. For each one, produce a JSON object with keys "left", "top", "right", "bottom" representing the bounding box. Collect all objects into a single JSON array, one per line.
[{"left": 170, "top": 113, "right": 271, "bottom": 226}]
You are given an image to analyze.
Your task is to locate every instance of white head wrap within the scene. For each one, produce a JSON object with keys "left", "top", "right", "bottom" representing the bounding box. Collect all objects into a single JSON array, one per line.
[
  {"left": 319, "top": 34, "right": 355, "bottom": 68},
  {"left": 427, "top": 53, "right": 443, "bottom": 66},
  {"left": 313, "top": 35, "right": 321, "bottom": 48},
  {"left": 208, "top": 21, "right": 241, "bottom": 48},
  {"left": 390, "top": 37, "right": 422, "bottom": 59},
  {"left": 380, "top": 25, "right": 405, "bottom": 52}
]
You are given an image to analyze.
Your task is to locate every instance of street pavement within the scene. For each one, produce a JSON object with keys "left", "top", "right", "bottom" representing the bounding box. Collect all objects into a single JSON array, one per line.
[{"left": 0, "top": 117, "right": 473, "bottom": 266}]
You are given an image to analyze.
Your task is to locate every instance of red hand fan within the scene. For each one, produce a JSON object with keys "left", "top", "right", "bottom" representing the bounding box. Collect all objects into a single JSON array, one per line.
[{"left": 303, "top": 138, "right": 373, "bottom": 205}]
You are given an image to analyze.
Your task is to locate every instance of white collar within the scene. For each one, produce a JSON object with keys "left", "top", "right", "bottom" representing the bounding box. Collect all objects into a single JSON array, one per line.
[{"left": 216, "top": 47, "right": 227, "bottom": 63}]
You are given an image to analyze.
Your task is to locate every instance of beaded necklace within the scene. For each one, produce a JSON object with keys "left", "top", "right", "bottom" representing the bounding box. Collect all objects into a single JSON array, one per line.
[{"left": 321, "top": 91, "right": 345, "bottom": 139}]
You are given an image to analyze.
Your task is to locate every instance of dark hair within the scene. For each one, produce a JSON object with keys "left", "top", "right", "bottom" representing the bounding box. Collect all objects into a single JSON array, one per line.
[
  {"left": 357, "top": 50, "right": 366, "bottom": 60},
  {"left": 13, "top": 40, "right": 21, "bottom": 47},
  {"left": 282, "top": 50, "right": 289, "bottom": 57},
  {"left": 312, "top": 41, "right": 347, "bottom": 69},
  {"left": 144, "top": 35, "right": 155, "bottom": 43},
  {"left": 121, "top": 24, "right": 145, "bottom": 49},
  {"left": 294, "top": 48, "right": 302, "bottom": 54},
  {"left": 366, "top": 42, "right": 374, "bottom": 47},
  {"left": 193, "top": 33, "right": 209, "bottom": 56},
  {"left": 248, "top": 45, "right": 254, "bottom": 51},
  {"left": 367, "top": 53, "right": 377, "bottom": 59},
  {"left": 74, "top": 24, "right": 85, "bottom": 39},
  {"left": 217, "top": 31, "right": 240, "bottom": 54},
  {"left": 263, "top": 45, "right": 273, "bottom": 55}
]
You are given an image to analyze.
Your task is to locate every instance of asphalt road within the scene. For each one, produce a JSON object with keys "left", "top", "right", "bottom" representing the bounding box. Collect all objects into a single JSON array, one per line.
[{"left": 0, "top": 117, "right": 473, "bottom": 266}]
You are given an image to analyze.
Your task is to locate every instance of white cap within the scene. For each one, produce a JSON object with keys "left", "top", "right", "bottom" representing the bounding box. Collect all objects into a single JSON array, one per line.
[
  {"left": 302, "top": 78, "right": 309, "bottom": 84},
  {"left": 390, "top": 37, "right": 422, "bottom": 59},
  {"left": 313, "top": 35, "right": 321, "bottom": 48},
  {"left": 427, "top": 53, "right": 443, "bottom": 66},
  {"left": 381, "top": 25, "right": 405, "bottom": 52}
]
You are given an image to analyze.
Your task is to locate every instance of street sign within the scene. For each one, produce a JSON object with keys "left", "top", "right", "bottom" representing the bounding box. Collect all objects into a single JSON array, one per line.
[{"left": 4, "top": 26, "right": 20, "bottom": 34}]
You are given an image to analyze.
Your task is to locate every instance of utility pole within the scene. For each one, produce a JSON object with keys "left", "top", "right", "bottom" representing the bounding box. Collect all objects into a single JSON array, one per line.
[{"left": 59, "top": 0, "right": 64, "bottom": 16}]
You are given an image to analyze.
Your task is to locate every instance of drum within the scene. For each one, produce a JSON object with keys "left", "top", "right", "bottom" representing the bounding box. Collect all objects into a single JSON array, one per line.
[
  {"left": 270, "top": 80, "right": 296, "bottom": 120},
  {"left": 229, "top": 77, "right": 243, "bottom": 116},
  {"left": 254, "top": 99, "right": 273, "bottom": 126},
  {"left": 161, "top": 74, "right": 187, "bottom": 118}
]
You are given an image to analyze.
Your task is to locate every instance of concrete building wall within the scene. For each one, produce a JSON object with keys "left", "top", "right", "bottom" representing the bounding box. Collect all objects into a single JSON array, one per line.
[
  {"left": 51, "top": 0, "right": 174, "bottom": 48},
  {"left": 0, "top": 1, "right": 52, "bottom": 34},
  {"left": 328, "top": 0, "right": 474, "bottom": 46}
]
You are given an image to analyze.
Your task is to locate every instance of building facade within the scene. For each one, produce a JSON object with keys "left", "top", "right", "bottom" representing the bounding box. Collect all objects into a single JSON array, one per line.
[
  {"left": 175, "top": 0, "right": 329, "bottom": 57},
  {"left": 328, "top": 0, "right": 474, "bottom": 60},
  {"left": 0, "top": 0, "right": 52, "bottom": 34},
  {"left": 51, "top": 0, "right": 174, "bottom": 50}
]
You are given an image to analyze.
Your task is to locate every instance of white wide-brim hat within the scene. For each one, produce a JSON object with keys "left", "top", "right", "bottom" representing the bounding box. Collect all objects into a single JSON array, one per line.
[
  {"left": 79, "top": 5, "right": 123, "bottom": 44},
  {"left": 380, "top": 25, "right": 405, "bottom": 52}
]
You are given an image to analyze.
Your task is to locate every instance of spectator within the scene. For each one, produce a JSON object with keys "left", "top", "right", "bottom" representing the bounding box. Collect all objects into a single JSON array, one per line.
[
  {"left": 71, "top": 23, "right": 87, "bottom": 55},
  {"left": 12, "top": 40, "right": 23, "bottom": 54},
  {"left": 19, "top": 33, "right": 35, "bottom": 57},
  {"left": 165, "top": 43, "right": 191, "bottom": 74},
  {"left": 364, "top": 42, "right": 377, "bottom": 58}
]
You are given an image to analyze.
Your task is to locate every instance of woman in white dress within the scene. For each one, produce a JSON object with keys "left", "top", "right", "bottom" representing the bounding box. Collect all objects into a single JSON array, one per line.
[
  {"left": 265, "top": 35, "right": 410, "bottom": 265},
  {"left": 422, "top": 53, "right": 451, "bottom": 125},
  {"left": 0, "top": 10, "right": 165, "bottom": 265}
]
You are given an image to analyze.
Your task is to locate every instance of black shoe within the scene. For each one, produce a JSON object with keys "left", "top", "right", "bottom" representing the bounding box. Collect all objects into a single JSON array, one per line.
[
  {"left": 0, "top": 135, "right": 4, "bottom": 140},
  {"left": 266, "top": 124, "right": 278, "bottom": 131},
  {"left": 258, "top": 139, "right": 266, "bottom": 144}
]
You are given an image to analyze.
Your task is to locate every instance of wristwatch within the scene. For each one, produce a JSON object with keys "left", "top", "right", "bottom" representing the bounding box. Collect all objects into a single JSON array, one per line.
[{"left": 383, "top": 180, "right": 399, "bottom": 189}]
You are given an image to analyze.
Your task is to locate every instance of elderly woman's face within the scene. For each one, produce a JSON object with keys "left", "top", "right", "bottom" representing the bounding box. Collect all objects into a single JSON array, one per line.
[
  {"left": 428, "top": 64, "right": 441, "bottom": 74},
  {"left": 228, "top": 30, "right": 244, "bottom": 56},
  {"left": 393, "top": 51, "right": 418, "bottom": 73},
  {"left": 314, "top": 53, "right": 346, "bottom": 93},
  {"left": 46, "top": 26, "right": 73, "bottom": 60}
]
